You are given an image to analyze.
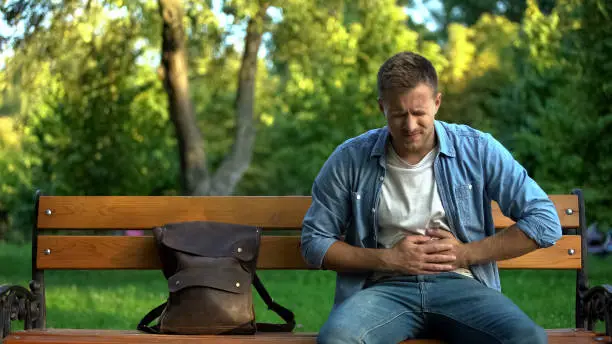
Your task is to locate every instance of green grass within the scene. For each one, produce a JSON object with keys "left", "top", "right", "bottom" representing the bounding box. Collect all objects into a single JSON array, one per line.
[{"left": 1, "top": 242, "right": 611, "bottom": 332}]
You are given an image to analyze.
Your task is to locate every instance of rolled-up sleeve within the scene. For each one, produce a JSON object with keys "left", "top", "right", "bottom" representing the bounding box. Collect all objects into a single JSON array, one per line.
[
  {"left": 482, "top": 134, "right": 562, "bottom": 248},
  {"left": 301, "top": 146, "right": 352, "bottom": 268}
]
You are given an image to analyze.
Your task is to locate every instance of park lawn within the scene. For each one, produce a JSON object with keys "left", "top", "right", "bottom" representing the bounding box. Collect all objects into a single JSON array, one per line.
[{"left": 1, "top": 242, "right": 610, "bottom": 333}]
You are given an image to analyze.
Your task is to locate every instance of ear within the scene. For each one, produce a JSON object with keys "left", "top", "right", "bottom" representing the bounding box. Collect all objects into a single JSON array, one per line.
[{"left": 433, "top": 92, "right": 442, "bottom": 115}]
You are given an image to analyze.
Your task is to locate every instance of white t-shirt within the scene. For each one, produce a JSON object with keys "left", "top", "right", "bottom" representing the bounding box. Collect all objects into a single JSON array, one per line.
[{"left": 376, "top": 142, "right": 473, "bottom": 278}]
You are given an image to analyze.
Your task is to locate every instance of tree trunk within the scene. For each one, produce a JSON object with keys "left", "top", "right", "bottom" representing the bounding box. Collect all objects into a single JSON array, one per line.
[
  {"left": 201, "top": 2, "right": 270, "bottom": 195},
  {"left": 0, "top": 208, "right": 7, "bottom": 242},
  {"left": 159, "top": 0, "right": 269, "bottom": 195},
  {"left": 158, "top": 0, "right": 209, "bottom": 195}
]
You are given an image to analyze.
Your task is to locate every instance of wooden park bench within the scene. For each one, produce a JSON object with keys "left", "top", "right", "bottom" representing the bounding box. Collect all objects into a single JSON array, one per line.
[{"left": 1, "top": 189, "right": 611, "bottom": 343}]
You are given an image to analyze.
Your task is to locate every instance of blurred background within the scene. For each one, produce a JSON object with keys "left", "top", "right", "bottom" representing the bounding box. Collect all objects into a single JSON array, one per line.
[
  {"left": 1, "top": 0, "right": 611, "bottom": 242},
  {"left": 0, "top": 0, "right": 611, "bottom": 331}
]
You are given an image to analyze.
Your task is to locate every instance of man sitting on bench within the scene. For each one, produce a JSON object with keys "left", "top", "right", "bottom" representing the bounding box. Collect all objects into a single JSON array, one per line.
[{"left": 300, "top": 51, "right": 562, "bottom": 344}]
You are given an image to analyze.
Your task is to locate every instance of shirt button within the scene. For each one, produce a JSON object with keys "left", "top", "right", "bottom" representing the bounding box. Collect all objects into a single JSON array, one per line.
[
  {"left": 371, "top": 208, "right": 376, "bottom": 213},
  {"left": 379, "top": 176, "right": 384, "bottom": 181},
  {"left": 356, "top": 194, "right": 361, "bottom": 200}
]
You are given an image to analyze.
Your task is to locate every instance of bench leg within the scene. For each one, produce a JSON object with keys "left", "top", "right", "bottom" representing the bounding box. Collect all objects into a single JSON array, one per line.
[
  {"left": 0, "top": 284, "right": 42, "bottom": 339},
  {"left": 582, "top": 284, "right": 612, "bottom": 337}
]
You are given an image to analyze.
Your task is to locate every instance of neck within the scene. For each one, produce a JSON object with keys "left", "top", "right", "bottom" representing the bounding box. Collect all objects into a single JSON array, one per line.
[{"left": 392, "top": 132, "right": 437, "bottom": 165}]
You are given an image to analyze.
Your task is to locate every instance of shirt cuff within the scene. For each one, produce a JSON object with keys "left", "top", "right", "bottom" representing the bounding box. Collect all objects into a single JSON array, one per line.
[
  {"left": 515, "top": 218, "right": 560, "bottom": 248},
  {"left": 301, "top": 235, "right": 338, "bottom": 269}
]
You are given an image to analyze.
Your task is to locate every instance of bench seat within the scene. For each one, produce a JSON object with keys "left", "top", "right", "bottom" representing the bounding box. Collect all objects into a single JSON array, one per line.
[{"left": 4, "top": 329, "right": 611, "bottom": 344}]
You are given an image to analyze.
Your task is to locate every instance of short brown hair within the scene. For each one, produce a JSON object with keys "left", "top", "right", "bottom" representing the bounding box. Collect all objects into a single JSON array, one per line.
[{"left": 377, "top": 51, "right": 438, "bottom": 98}]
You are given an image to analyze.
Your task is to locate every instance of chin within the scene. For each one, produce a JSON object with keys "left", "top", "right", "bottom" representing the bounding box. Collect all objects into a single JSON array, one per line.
[
  {"left": 402, "top": 139, "right": 420, "bottom": 148},
  {"left": 402, "top": 143, "right": 420, "bottom": 152}
]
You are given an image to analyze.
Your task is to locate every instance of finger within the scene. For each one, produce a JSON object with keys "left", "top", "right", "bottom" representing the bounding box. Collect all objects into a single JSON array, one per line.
[
  {"left": 421, "top": 242, "right": 454, "bottom": 254},
  {"left": 419, "top": 263, "right": 454, "bottom": 273},
  {"left": 426, "top": 228, "right": 453, "bottom": 239},
  {"left": 432, "top": 238, "right": 457, "bottom": 247},
  {"left": 424, "top": 254, "right": 457, "bottom": 263},
  {"left": 403, "top": 235, "right": 432, "bottom": 244}
]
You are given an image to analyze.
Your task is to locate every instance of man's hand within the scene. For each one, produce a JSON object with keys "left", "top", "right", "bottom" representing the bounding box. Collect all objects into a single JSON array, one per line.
[
  {"left": 383, "top": 234, "right": 457, "bottom": 274},
  {"left": 425, "top": 228, "right": 470, "bottom": 269}
]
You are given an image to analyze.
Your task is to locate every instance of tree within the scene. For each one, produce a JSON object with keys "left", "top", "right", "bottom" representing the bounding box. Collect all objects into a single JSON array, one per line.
[
  {"left": 159, "top": 0, "right": 270, "bottom": 195},
  {"left": 487, "top": 0, "right": 612, "bottom": 226},
  {"left": 426, "top": 0, "right": 556, "bottom": 38},
  {"left": 0, "top": 0, "right": 180, "bottom": 241},
  {"left": 2, "top": 0, "right": 274, "bottom": 196},
  {"left": 435, "top": 14, "right": 518, "bottom": 131},
  {"left": 239, "top": 0, "right": 449, "bottom": 195},
  {"left": 530, "top": 0, "right": 612, "bottom": 226}
]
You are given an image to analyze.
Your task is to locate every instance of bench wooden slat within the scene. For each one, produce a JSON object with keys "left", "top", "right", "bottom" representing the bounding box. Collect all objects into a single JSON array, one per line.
[
  {"left": 491, "top": 194, "right": 578, "bottom": 229},
  {"left": 36, "top": 195, "right": 579, "bottom": 230},
  {"left": 36, "top": 235, "right": 582, "bottom": 270},
  {"left": 4, "top": 329, "right": 609, "bottom": 344},
  {"left": 37, "top": 196, "right": 313, "bottom": 229}
]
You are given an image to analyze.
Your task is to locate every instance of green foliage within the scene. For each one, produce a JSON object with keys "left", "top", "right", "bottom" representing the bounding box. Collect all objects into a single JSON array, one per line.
[
  {"left": 239, "top": 0, "right": 448, "bottom": 195},
  {"left": 0, "top": 1, "right": 180, "bottom": 240},
  {"left": 0, "top": 145, "right": 33, "bottom": 242},
  {"left": 488, "top": 0, "right": 612, "bottom": 227},
  {"left": 428, "top": 0, "right": 556, "bottom": 27},
  {"left": 436, "top": 13, "right": 518, "bottom": 131}
]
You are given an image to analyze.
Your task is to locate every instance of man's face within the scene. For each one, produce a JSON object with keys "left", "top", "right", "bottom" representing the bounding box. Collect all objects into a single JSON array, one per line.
[{"left": 378, "top": 83, "right": 441, "bottom": 160}]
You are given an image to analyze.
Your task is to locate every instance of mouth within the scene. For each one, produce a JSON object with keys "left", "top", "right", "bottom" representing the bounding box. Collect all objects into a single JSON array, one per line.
[{"left": 402, "top": 132, "right": 421, "bottom": 142}]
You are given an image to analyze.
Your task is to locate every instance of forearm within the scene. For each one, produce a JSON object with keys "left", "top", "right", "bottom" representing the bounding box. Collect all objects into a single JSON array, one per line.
[
  {"left": 322, "top": 241, "right": 391, "bottom": 272},
  {"left": 465, "top": 224, "right": 539, "bottom": 266}
]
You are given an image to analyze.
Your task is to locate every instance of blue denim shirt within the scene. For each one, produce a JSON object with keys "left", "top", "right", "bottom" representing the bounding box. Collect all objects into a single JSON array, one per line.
[{"left": 301, "top": 120, "right": 562, "bottom": 308}]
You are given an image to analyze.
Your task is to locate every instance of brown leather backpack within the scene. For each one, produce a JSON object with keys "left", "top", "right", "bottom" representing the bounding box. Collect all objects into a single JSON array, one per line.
[{"left": 137, "top": 221, "right": 295, "bottom": 335}]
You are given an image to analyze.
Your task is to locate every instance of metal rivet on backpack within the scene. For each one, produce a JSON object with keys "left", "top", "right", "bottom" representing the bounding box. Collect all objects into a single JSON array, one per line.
[
  {"left": 44, "top": 209, "right": 52, "bottom": 216},
  {"left": 237, "top": 247, "right": 243, "bottom": 253},
  {"left": 568, "top": 249, "right": 575, "bottom": 256},
  {"left": 44, "top": 249, "right": 51, "bottom": 255},
  {"left": 565, "top": 208, "right": 574, "bottom": 215},
  {"left": 175, "top": 280, "right": 180, "bottom": 285},
  {"left": 235, "top": 282, "right": 240, "bottom": 288}
]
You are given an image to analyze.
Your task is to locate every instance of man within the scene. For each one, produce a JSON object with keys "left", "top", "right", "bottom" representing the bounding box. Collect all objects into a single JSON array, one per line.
[{"left": 300, "top": 51, "right": 562, "bottom": 344}]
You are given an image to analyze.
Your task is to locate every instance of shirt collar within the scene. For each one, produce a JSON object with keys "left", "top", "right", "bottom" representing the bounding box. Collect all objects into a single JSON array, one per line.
[
  {"left": 435, "top": 120, "right": 456, "bottom": 158},
  {"left": 370, "top": 127, "right": 389, "bottom": 159}
]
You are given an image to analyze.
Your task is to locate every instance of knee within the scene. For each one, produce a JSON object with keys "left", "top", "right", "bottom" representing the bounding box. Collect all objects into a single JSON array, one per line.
[
  {"left": 505, "top": 323, "right": 547, "bottom": 344},
  {"left": 524, "top": 325, "right": 547, "bottom": 344},
  {"left": 317, "top": 322, "right": 362, "bottom": 344}
]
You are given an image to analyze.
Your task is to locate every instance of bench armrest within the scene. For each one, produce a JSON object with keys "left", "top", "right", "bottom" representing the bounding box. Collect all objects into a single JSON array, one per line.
[
  {"left": 0, "top": 284, "right": 41, "bottom": 339},
  {"left": 582, "top": 284, "right": 612, "bottom": 336}
]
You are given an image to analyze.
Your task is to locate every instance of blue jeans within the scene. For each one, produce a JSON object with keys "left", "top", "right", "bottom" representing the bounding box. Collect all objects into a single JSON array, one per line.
[{"left": 318, "top": 272, "right": 546, "bottom": 344}]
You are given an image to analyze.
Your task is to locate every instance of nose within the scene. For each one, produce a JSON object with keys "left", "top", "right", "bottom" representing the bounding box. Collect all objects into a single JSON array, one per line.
[{"left": 405, "top": 114, "right": 418, "bottom": 132}]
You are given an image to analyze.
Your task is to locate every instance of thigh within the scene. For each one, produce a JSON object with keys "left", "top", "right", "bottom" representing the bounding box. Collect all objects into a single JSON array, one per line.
[
  {"left": 318, "top": 278, "right": 426, "bottom": 344},
  {"left": 425, "top": 273, "right": 547, "bottom": 344}
]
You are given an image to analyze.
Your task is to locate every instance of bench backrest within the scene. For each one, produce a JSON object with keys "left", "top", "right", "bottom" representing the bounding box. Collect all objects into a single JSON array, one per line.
[{"left": 33, "top": 194, "right": 584, "bottom": 271}]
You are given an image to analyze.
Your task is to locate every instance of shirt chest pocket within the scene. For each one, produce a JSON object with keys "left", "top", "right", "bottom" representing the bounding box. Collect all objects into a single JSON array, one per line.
[
  {"left": 352, "top": 189, "right": 380, "bottom": 246},
  {"left": 454, "top": 183, "right": 475, "bottom": 225}
]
